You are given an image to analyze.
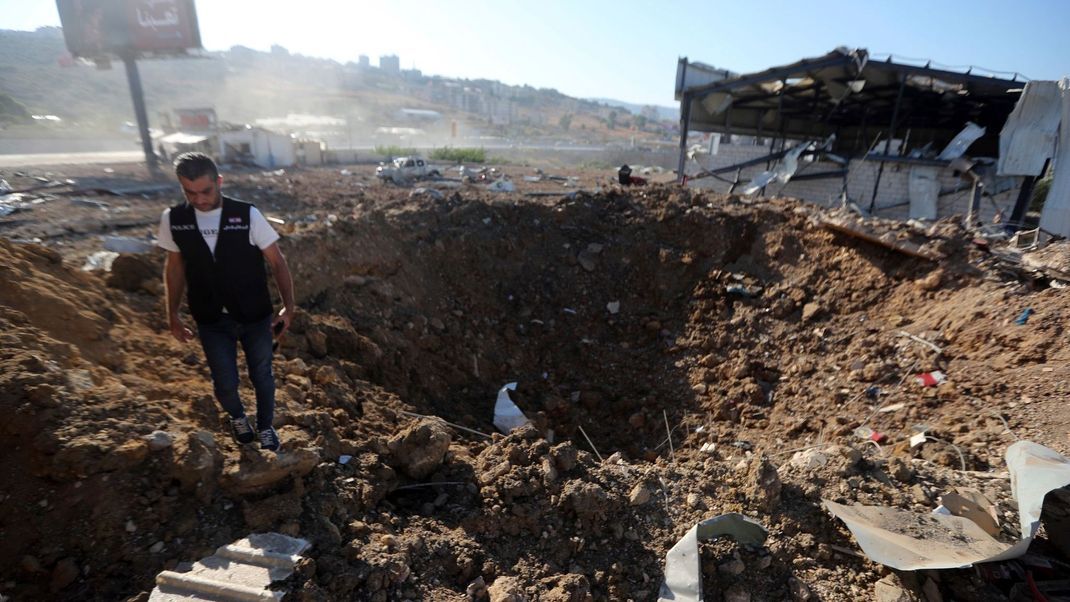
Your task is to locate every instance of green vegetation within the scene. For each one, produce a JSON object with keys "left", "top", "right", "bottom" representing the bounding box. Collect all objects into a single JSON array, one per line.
[
  {"left": 558, "top": 114, "right": 573, "bottom": 132},
  {"left": 374, "top": 145, "right": 417, "bottom": 158},
  {"left": 0, "top": 92, "right": 32, "bottom": 124},
  {"left": 429, "top": 147, "right": 486, "bottom": 163},
  {"left": 1030, "top": 176, "right": 1053, "bottom": 212}
]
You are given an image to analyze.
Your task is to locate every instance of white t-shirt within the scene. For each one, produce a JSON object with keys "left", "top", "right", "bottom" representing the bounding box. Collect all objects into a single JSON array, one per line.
[{"left": 157, "top": 204, "right": 279, "bottom": 256}]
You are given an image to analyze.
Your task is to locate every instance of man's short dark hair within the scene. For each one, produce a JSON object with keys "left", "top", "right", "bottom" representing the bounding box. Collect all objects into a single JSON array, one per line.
[{"left": 173, "top": 152, "right": 219, "bottom": 181}]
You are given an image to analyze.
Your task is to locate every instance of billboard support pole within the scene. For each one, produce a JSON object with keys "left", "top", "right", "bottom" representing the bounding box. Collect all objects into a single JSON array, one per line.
[{"left": 121, "top": 53, "right": 159, "bottom": 171}]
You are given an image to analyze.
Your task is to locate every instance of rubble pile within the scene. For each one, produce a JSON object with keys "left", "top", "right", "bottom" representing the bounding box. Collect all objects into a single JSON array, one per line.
[{"left": 1, "top": 164, "right": 1068, "bottom": 600}]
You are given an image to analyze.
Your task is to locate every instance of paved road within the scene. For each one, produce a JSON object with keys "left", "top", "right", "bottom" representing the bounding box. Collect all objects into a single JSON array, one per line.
[{"left": 0, "top": 150, "right": 144, "bottom": 168}]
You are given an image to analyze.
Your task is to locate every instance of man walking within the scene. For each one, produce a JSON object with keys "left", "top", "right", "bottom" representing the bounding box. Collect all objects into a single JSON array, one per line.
[{"left": 157, "top": 152, "right": 295, "bottom": 451}]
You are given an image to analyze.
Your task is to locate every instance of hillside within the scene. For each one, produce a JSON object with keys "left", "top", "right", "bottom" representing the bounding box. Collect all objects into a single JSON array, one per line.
[{"left": 0, "top": 27, "right": 677, "bottom": 148}]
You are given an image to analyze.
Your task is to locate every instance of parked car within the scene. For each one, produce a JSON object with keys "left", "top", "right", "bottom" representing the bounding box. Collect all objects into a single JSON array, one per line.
[{"left": 376, "top": 156, "right": 440, "bottom": 184}]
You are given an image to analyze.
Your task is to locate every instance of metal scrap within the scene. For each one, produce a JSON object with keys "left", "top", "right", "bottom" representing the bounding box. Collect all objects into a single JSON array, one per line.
[
  {"left": 998, "top": 80, "right": 1062, "bottom": 176},
  {"left": 936, "top": 122, "right": 986, "bottom": 161},
  {"left": 824, "top": 440, "right": 1070, "bottom": 571},
  {"left": 657, "top": 513, "right": 768, "bottom": 602}
]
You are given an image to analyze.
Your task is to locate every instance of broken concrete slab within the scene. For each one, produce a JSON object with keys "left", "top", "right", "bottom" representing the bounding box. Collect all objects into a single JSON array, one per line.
[{"left": 149, "top": 532, "right": 310, "bottom": 601}]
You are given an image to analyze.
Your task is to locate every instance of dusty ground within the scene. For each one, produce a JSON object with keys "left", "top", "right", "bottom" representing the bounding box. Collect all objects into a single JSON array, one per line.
[{"left": 1, "top": 161, "right": 1068, "bottom": 601}]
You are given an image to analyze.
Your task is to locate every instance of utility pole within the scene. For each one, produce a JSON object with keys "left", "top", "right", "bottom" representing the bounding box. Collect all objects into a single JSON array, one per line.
[{"left": 121, "top": 52, "right": 159, "bottom": 171}]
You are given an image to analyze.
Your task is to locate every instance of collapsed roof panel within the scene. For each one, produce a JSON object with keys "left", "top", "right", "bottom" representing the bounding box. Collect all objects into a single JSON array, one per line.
[{"left": 679, "top": 48, "right": 1024, "bottom": 157}]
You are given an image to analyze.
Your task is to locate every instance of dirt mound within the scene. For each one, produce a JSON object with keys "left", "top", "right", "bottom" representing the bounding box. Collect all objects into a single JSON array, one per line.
[{"left": 1, "top": 173, "right": 1069, "bottom": 601}]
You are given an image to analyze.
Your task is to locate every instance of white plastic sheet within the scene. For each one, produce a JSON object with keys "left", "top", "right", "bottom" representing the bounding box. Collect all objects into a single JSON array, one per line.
[{"left": 492, "top": 382, "right": 530, "bottom": 433}]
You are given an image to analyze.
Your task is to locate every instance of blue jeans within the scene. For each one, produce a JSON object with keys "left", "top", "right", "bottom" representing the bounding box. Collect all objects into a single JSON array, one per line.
[{"left": 197, "top": 314, "right": 275, "bottom": 431}]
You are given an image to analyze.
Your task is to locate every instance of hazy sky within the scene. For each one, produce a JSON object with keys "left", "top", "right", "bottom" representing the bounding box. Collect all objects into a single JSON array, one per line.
[{"left": 2, "top": 0, "right": 1068, "bottom": 106}]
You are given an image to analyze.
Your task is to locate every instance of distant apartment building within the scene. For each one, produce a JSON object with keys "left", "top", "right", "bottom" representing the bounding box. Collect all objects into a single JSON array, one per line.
[
  {"left": 358, "top": 55, "right": 370, "bottom": 68},
  {"left": 379, "top": 54, "right": 400, "bottom": 73},
  {"left": 423, "top": 81, "right": 516, "bottom": 125}
]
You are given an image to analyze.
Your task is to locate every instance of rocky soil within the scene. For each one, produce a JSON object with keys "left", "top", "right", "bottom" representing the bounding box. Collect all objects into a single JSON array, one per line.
[{"left": 1, "top": 163, "right": 1068, "bottom": 601}]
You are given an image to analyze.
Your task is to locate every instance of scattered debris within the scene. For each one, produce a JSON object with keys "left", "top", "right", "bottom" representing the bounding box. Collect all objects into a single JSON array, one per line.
[
  {"left": 820, "top": 214, "right": 943, "bottom": 261},
  {"left": 897, "top": 331, "right": 943, "bottom": 354},
  {"left": 102, "top": 236, "right": 155, "bottom": 254},
  {"left": 915, "top": 371, "right": 947, "bottom": 387},
  {"left": 824, "top": 441, "right": 1070, "bottom": 570},
  {"left": 409, "top": 187, "right": 445, "bottom": 201},
  {"left": 82, "top": 250, "right": 120, "bottom": 271},
  {"left": 71, "top": 198, "right": 110, "bottom": 209},
  {"left": 486, "top": 178, "right": 516, "bottom": 193},
  {"left": 618, "top": 165, "right": 648, "bottom": 186}
]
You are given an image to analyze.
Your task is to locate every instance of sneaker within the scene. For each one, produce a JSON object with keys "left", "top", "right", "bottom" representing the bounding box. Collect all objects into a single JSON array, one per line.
[
  {"left": 230, "top": 416, "right": 256, "bottom": 445},
  {"left": 259, "top": 427, "right": 280, "bottom": 452}
]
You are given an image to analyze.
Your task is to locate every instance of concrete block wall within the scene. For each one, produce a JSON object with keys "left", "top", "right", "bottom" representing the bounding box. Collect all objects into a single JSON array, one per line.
[{"left": 689, "top": 142, "right": 1021, "bottom": 223}]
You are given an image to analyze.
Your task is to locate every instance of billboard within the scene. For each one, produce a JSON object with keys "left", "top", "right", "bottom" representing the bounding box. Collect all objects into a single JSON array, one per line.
[
  {"left": 175, "top": 107, "right": 217, "bottom": 130},
  {"left": 56, "top": 0, "right": 201, "bottom": 58}
]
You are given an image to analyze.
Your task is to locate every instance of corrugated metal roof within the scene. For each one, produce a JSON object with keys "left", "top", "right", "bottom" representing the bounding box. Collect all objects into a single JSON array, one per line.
[{"left": 998, "top": 80, "right": 1062, "bottom": 176}]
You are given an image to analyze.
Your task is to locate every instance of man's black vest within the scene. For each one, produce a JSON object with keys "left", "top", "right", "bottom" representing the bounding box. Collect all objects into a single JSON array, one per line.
[{"left": 169, "top": 197, "right": 273, "bottom": 325}]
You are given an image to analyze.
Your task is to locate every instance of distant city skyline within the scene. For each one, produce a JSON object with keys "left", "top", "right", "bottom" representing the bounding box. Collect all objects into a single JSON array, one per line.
[{"left": 2, "top": 0, "right": 1068, "bottom": 107}]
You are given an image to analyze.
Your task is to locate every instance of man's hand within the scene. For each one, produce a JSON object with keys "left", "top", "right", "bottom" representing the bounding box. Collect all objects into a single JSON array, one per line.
[
  {"left": 272, "top": 306, "right": 294, "bottom": 339},
  {"left": 170, "top": 316, "right": 194, "bottom": 343}
]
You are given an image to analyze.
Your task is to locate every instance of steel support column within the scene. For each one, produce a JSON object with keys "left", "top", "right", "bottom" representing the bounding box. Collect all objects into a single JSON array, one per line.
[
  {"left": 868, "top": 77, "right": 907, "bottom": 213},
  {"left": 676, "top": 92, "right": 692, "bottom": 184}
]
